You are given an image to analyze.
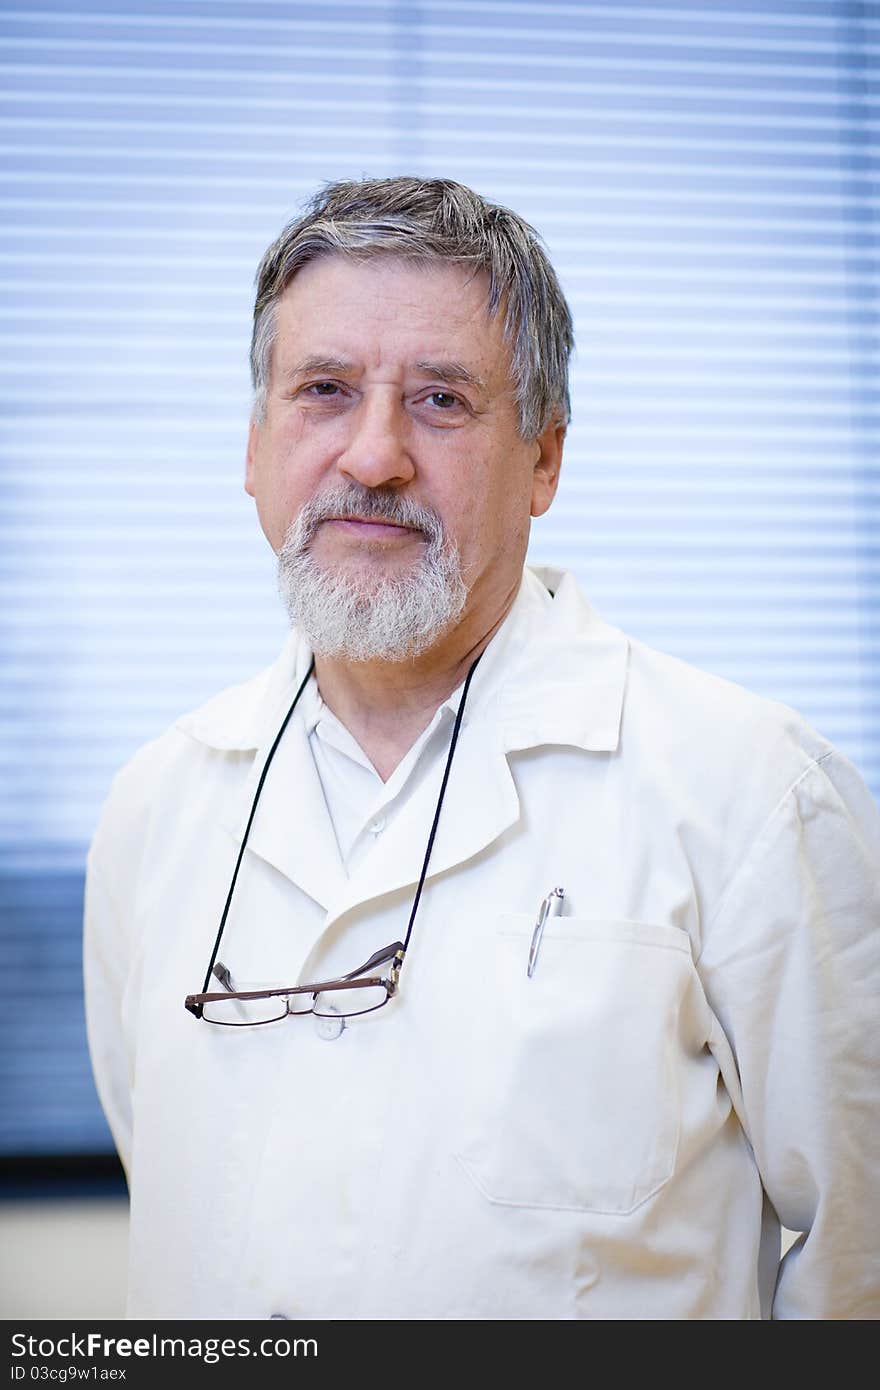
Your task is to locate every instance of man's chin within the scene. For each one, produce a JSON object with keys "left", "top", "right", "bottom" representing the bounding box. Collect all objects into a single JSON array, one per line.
[
  {"left": 305, "top": 548, "right": 422, "bottom": 593},
  {"left": 278, "top": 521, "right": 467, "bottom": 661}
]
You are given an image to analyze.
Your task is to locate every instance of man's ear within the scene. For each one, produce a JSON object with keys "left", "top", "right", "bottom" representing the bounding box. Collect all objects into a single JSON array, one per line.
[
  {"left": 244, "top": 417, "right": 260, "bottom": 498},
  {"left": 530, "top": 420, "right": 566, "bottom": 518}
]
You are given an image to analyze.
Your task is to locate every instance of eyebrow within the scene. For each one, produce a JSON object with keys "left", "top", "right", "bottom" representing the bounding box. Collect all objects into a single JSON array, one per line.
[
  {"left": 283, "top": 356, "right": 352, "bottom": 381},
  {"left": 282, "top": 356, "right": 487, "bottom": 393},
  {"left": 413, "top": 361, "right": 487, "bottom": 392}
]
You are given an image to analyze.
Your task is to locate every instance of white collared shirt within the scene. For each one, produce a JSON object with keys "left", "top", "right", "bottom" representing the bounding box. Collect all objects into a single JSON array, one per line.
[
  {"left": 84, "top": 565, "right": 880, "bottom": 1320},
  {"left": 302, "top": 683, "right": 455, "bottom": 874}
]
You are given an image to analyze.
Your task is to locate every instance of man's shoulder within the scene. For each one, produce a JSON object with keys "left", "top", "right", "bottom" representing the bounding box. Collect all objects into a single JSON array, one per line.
[
  {"left": 626, "top": 630, "right": 830, "bottom": 761},
  {"left": 123, "top": 658, "right": 277, "bottom": 773},
  {"left": 172, "top": 658, "right": 283, "bottom": 752},
  {"left": 625, "top": 629, "right": 831, "bottom": 767},
  {"left": 532, "top": 566, "right": 834, "bottom": 783},
  {"left": 89, "top": 637, "right": 302, "bottom": 859},
  {"left": 617, "top": 630, "right": 856, "bottom": 886}
]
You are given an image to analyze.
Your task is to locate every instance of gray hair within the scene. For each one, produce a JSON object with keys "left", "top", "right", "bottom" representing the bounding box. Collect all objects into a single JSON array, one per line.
[{"left": 250, "top": 176, "right": 574, "bottom": 441}]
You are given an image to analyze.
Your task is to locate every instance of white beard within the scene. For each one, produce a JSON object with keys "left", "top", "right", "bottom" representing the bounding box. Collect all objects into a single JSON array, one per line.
[{"left": 277, "top": 485, "right": 468, "bottom": 661}]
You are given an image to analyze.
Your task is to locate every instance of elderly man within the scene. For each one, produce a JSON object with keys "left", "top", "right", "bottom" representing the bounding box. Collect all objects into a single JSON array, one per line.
[{"left": 85, "top": 176, "right": 879, "bottom": 1321}]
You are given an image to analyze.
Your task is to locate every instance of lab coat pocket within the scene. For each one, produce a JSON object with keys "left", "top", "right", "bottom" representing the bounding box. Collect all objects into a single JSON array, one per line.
[{"left": 454, "top": 915, "right": 693, "bottom": 1215}]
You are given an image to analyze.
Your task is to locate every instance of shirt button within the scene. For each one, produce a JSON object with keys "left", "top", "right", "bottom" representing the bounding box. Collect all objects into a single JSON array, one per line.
[
  {"left": 314, "top": 1006, "right": 345, "bottom": 1042},
  {"left": 368, "top": 815, "right": 386, "bottom": 835}
]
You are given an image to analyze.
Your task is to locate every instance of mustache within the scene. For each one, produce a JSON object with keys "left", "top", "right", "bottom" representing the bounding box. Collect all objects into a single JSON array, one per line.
[{"left": 289, "top": 485, "right": 445, "bottom": 546}]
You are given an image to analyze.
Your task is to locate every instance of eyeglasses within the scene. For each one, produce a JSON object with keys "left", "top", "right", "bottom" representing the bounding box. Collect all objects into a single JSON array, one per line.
[
  {"left": 185, "top": 649, "right": 483, "bottom": 1027},
  {"left": 184, "top": 942, "right": 405, "bottom": 1026}
]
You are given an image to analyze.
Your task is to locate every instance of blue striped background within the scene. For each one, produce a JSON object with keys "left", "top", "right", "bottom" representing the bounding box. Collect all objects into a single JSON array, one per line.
[{"left": 1, "top": 0, "right": 877, "bottom": 1155}]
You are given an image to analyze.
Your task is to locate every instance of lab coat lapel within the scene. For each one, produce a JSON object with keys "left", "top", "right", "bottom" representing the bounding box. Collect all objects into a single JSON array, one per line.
[
  {"left": 324, "top": 720, "right": 519, "bottom": 925},
  {"left": 217, "top": 684, "right": 344, "bottom": 913}
]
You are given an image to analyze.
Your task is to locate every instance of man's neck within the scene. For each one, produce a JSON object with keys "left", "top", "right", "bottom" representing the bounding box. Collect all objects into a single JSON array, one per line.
[{"left": 312, "top": 579, "right": 521, "bottom": 782}]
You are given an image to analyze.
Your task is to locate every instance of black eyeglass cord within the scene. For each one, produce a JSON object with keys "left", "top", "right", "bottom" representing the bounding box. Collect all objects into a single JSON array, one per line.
[
  {"left": 400, "top": 648, "right": 483, "bottom": 956},
  {"left": 200, "top": 648, "right": 484, "bottom": 997},
  {"left": 200, "top": 658, "right": 315, "bottom": 995}
]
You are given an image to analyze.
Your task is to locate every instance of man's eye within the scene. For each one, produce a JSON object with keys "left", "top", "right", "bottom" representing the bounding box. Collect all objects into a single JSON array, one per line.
[
  {"left": 308, "top": 382, "right": 341, "bottom": 397},
  {"left": 427, "top": 391, "right": 460, "bottom": 409}
]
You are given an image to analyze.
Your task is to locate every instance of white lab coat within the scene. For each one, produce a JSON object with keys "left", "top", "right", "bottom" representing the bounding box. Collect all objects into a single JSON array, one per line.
[{"left": 84, "top": 566, "right": 880, "bottom": 1320}]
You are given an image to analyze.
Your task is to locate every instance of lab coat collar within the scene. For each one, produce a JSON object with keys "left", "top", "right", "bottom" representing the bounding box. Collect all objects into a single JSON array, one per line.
[
  {"left": 175, "top": 565, "right": 628, "bottom": 759},
  {"left": 174, "top": 566, "right": 628, "bottom": 913},
  {"left": 487, "top": 565, "right": 628, "bottom": 757}
]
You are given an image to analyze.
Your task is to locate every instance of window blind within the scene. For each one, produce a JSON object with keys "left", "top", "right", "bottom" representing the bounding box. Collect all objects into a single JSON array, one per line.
[{"left": 1, "top": 0, "right": 876, "bottom": 1156}]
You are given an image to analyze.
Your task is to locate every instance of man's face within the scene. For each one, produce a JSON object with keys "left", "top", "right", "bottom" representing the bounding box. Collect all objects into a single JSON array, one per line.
[{"left": 245, "top": 254, "right": 563, "bottom": 656}]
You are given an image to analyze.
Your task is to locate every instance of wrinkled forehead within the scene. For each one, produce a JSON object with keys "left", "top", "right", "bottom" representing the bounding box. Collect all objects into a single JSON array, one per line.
[
  {"left": 272, "top": 252, "right": 510, "bottom": 379},
  {"left": 282, "top": 246, "right": 496, "bottom": 310}
]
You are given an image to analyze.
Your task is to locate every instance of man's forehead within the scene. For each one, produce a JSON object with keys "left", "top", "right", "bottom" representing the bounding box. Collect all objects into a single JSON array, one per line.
[
  {"left": 280, "top": 248, "right": 489, "bottom": 297},
  {"left": 275, "top": 254, "right": 500, "bottom": 346}
]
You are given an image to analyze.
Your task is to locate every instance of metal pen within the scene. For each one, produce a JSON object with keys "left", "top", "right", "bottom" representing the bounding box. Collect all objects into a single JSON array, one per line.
[{"left": 527, "top": 886, "right": 565, "bottom": 977}]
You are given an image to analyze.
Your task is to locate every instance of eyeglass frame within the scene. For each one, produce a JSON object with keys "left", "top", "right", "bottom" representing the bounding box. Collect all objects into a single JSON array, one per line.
[{"left": 184, "top": 941, "right": 405, "bottom": 1024}]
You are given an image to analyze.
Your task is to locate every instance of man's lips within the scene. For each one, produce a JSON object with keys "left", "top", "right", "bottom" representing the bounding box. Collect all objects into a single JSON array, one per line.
[{"left": 321, "top": 516, "right": 422, "bottom": 539}]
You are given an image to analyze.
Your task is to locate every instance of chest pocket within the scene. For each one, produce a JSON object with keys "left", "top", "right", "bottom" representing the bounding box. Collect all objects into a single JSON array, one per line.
[{"left": 453, "top": 915, "right": 697, "bottom": 1216}]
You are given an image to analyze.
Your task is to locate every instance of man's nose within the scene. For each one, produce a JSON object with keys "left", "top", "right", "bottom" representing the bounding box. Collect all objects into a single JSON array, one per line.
[{"left": 335, "top": 391, "right": 415, "bottom": 489}]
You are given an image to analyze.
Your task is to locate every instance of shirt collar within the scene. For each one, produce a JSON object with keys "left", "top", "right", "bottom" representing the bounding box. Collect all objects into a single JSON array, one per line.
[{"left": 175, "top": 565, "right": 628, "bottom": 757}]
